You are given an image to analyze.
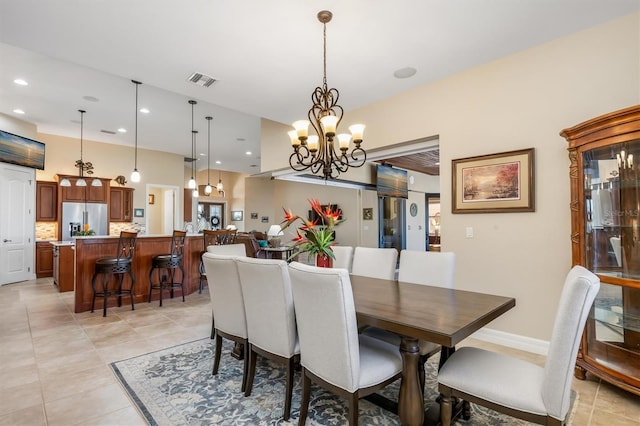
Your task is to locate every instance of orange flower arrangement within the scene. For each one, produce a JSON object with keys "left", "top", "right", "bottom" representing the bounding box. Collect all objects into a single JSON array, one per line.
[{"left": 280, "top": 199, "right": 344, "bottom": 261}]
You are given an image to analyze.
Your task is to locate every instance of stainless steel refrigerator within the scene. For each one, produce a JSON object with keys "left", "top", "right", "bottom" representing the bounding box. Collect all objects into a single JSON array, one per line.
[{"left": 61, "top": 202, "right": 108, "bottom": 241}]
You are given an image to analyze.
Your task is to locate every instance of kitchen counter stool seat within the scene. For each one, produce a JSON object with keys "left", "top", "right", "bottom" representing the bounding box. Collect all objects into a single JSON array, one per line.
[
  {"left": 148, "top": 230, "right": 187, "bottom": 307},
  {"left": 91, "top": 231, "right": 138, "bottom": 317}
]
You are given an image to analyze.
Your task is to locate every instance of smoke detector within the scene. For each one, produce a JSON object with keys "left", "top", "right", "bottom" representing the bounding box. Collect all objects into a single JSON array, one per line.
[{"left": 187, "top": 72, "right": 217, "bottom": 88}]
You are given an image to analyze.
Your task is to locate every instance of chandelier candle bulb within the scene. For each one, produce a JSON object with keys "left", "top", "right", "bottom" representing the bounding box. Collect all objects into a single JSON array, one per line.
[
  {"left": 307, "top": 135, "right": 319, "bottom": 152},
  {"left": 288, "top": 130, "right": 301, "bottom": 147},
  {"left": 293, "top": 120, "right": 310, "bottom": 139},
  {"left": 338, "top": 134, "right": 351, "bottom": 150},
  {"left": 320, "top": 115, "right": 339, "bottom": 136},
  {"left": 349, "top": 124, "right": 365, "bottom": 142}
]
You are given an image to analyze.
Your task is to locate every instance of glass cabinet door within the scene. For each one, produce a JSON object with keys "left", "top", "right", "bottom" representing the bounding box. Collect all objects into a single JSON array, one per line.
[{"left": 582, "top": 139, "right": 640, "bottom": 383}]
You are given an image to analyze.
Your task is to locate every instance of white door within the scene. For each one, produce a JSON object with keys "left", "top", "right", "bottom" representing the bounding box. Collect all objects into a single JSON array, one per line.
[
  {"left": 0, "top": 163, "right": 35, "bottom": 285},
  {"left": 163, "top": 188, "right": 176, "bottom": 234},
  {"left": 405, "top": 191, "right": 426, "bottom": 251}
]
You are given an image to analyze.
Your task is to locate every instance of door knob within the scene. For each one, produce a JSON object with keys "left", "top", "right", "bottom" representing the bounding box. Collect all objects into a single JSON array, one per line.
[{"left": 3, "top": 239, "right": 11, "bottom": 242}]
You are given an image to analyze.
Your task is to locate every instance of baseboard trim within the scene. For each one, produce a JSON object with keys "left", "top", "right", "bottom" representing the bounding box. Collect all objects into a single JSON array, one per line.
[{"left": 471, "top": 328, "right": 550, "bottom": 356}]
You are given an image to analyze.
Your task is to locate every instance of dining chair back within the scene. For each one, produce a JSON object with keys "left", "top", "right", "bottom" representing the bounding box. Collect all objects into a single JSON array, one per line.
[
  {"left": 288, "top": 261, "right": 402, "bottom": 425},
  {"left": 202, "top": 243, "right": 247, "bottom": 335},
  {"left": 398, "top": 249, "right": 455, "bottom": 288},
  {"left": 331, "top": 245, "right": 354, "bottom": 272},
  {"left": 351, "top": 246, "right": 398, "bottom": 280},
  {"left": 201, "top": 252, "right": 249, "bottom": 392},
  {"left": 236, "top": 257, "right": 299, "bottom": 420},
  {"left": 206, "top": 243, "right": 246, "bottom": 256},
  {"left": 437, "top": 265, "right": 600, "bottom": 426}
]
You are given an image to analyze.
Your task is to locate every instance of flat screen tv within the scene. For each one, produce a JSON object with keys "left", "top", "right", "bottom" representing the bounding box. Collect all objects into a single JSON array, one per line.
[
  {"left": 0, "top": 129, "right": 45, "bottom": 170},
  {"left": 376, "top": 164, "right": 408, "bottom": 198}
]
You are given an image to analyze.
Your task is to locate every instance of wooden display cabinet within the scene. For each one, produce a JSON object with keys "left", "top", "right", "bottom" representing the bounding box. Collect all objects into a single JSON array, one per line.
[
  {"left": 560, "top": 105, "right": 640, "bottom": 396},
  {"left": 36, "top": 181, "right": 57, "bottom": 221},
  {"left": 110, "top": 187, "right": 134, "bottom": 222}
]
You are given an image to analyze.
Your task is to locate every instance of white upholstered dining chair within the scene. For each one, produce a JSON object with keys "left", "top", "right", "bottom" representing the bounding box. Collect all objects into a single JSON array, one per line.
[
  {"left": 204, "top": 244, "right": 247, "bottom": 338},
  {"left": 437, "top": 265, "right": 600, "bottom": 426},
  {"left": 288, "top": 262, "right": 403, "bottom": 425},
  {"left": 351, "top": 246, "right": 398, "bottom": 280},
  {"left": 235, "top": 257, "right": 299, "bottom": 421},
  {"left": 201, "top": 252, "right": 249, "bottom": 392},
  {"left": 364, "top": 249, "right": 457, "bottom": 389},
  {"left": 331, "top": 245, "right": 354, "bottom": 272}
]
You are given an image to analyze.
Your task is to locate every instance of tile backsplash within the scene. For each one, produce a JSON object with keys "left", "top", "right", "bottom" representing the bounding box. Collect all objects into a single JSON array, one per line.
[{"left": 36, "top": 222, "right": 57, "bottom": 240}]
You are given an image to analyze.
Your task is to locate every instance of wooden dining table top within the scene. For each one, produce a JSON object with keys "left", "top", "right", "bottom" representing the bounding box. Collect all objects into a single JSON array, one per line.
[{"left": 350, "top": 274, "right": 516, "bottom": 348}]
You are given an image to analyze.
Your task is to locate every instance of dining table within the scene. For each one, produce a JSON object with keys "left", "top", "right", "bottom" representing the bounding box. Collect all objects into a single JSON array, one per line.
[{"left": 350, "top": 274, "right": 516, "bottom": 426}]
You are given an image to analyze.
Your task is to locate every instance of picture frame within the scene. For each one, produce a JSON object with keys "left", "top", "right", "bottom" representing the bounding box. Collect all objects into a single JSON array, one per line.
[
  {"left": 231, "top": 210, "right": 243, "bottom": 221},
  {"left": 148, "top": 194, "right": 155, "bottom": 205},
  {"left": 250, "top": 212, "right": 258, "bottom": 220},
  {"left": 261, "top": 216, "right": 269, "bottom": 223},
  {"left": 452, "top": 148, "right": 535, "bottom": 213},
  {"left": 134, "top": 208, "right": 144, "bottom": 218},
  {"left": 362, "top": 207, "right": 373, "bottom": 220}
]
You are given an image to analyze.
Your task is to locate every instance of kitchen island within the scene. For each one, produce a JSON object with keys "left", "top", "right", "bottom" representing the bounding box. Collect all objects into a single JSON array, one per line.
[{"left": 74, "top": 234, "right": 205, "bottom": 313}]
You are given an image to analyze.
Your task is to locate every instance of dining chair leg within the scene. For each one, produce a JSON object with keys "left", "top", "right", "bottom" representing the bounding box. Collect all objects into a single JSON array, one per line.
[
  {"left": 298, "top": 369, "right": 311, "bottom": 426},
  {"left": 212, "top": 333, "right": 222, "bottom": 375},
  {"left": 244, "top": 345, "right": 257, "bottom": 397},
  {"left": 241, "top": 341, "right": 249, "bottom": 393},
  {"left": 347, "top": 393, "right": 358, "bottom": 425},
  {"left": 284, "top": 357, "right": 295, "bottom": 421}
]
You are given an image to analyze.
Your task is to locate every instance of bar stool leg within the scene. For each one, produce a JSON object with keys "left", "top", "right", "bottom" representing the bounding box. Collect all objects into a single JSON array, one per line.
[
  {"left": 129, "top": 271, "right": 135, "bottom": 311},
  {"left": 102, "top": 274, "right": 108, "bottom": 317}
]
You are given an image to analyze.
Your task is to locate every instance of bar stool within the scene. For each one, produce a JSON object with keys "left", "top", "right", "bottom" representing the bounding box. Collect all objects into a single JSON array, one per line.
[
  {"left": 91, "top": 231, "right": 138, "bottom": 317},
  {"left": 148, "top": 230, "right": 187, "bottom": 306}
]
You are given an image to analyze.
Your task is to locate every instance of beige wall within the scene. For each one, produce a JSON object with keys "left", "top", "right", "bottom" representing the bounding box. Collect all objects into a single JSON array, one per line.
[
  {"left": 0, "top": 114, "right": 37, "bottom": 139},
  {"left": 258, "top": 13, "right": 640, "bottom": 341}
]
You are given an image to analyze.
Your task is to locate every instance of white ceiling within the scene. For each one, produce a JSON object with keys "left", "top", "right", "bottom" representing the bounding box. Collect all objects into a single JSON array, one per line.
[{"left": 1, "top": 0, "right": 638, "bottom": 174}]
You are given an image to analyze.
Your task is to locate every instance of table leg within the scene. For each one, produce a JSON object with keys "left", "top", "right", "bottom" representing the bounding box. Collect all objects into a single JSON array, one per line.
[{"left": 398, "top": 336, "right": 424, "bottom": 426}]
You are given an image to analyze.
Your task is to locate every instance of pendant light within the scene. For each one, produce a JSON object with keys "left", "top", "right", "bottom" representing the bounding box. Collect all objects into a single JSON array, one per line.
[
  {"left": 187, "top": 100, "right": 197, "bottom": 191},
  {"left": 131, "top": 80, "right": 142, "bottom": 183},
  {"left": 216, "top": 170, "right": 224, "bottom": 195},
  {"left": 76, "top": 109, "right": 87, "bottom": 187},
  {"left": 204, "top": 116, "right": 213, "bottom": 195}
]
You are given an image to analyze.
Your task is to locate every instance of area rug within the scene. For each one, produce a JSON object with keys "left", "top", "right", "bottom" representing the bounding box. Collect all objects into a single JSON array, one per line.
[{"left": 111, "top": 338, "right": 576, "bottom": 425}]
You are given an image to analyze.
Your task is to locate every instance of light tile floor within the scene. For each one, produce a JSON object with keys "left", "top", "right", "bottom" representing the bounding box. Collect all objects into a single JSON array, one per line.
[{"left": 1, "top": 278, "right": 639, "bottom": 425}]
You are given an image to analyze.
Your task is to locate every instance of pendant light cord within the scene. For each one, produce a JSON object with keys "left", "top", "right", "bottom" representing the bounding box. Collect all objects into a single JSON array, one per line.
[
  {"left": 79, "top": 109, "right": 85, "bottom": 177},
  {"left": 206, "top": 116, "right": 212, "bottom": 186}
]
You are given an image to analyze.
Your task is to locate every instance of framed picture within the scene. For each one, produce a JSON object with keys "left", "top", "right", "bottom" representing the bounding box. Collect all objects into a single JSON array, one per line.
[
  {"left": 134, "top": 208, "right": 144, "bottom": 218},
  {"left": 261, "top": 216, "right": 269, "bottom": 223},
  {"left": 362, "top": 208, "right": 373, "bottom": 220},
  {"left": 452, "top": 148, "right": 535, "bottom": 213},
  {"left": 250, "top": 212, "right": 258, "bottom": 220},
  {"left": 231, "top": 210, "right": 243, "bottom": 221},
  {"left": 148, "top": 194, "right": 155, "bottom": 205}
]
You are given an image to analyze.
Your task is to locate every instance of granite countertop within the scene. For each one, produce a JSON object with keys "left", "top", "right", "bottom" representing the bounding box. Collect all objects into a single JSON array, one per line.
[{"left": 49, "top": 241, "right": 75, "bottom": 246}]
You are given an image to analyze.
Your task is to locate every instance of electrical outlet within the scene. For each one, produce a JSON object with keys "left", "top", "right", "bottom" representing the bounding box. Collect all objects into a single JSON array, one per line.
[{"left": 466, "top": 227, "right": 474, "bottom": 238}]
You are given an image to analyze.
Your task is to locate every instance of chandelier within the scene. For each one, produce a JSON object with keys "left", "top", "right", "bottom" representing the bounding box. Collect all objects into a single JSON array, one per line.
[{"left": 288, "top": 10, "right": 366, "bottom": 180}]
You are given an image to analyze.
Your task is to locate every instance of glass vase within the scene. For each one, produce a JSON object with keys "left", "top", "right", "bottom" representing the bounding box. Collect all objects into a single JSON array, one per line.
[{"left": 316, "top": 253, "right": 333, "bottom": 268}]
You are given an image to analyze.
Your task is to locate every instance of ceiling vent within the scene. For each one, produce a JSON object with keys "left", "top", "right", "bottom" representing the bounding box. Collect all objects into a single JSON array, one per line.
[
  {"left": 187, "top": 72, "right": 217, "bottom": 88},
  {"left": 100, "top": 129, "right": 116, "bottom": 135}
]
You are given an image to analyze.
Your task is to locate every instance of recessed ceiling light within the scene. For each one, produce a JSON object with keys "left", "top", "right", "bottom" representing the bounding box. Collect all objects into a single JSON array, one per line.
[
  {"left": 245, "top": 151, "right": 252, "bottom": 155},
  {"left": 139, "top": 108, "right": 150, "bottom": 114},
  {"left": 118, "top": 128, "right": 127, "bottom": 133},
  {"left": 13, "top": 79, "right": 28, "bottom": 86},
  {"left": 215, "top": 160, "right": 221, "bottom": 164},
  {"left": 393, "top": 67, "right": 417, "bottom": 79},
  {"left": 199, "top": 153, "right": 206, "bottom": 156},
  {"left": 83, "top": 95, "right": 99, "bottom": 102},
  {"left": 13, "top": 109, "right": 25, "bottom": 114}
]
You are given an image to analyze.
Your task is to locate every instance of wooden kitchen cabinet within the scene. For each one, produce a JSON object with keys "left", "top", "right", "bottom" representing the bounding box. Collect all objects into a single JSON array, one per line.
[
  {"left": 110, "top": 187, "right": 134, "bottom": 222},
  {"left": 56, "top": 175, "right": 110, "bottom": 203},
  {"left": 35, "top": 241, "right": 54, "bottom": 277},
  {"left": 36, "top": 181, "right": 57, "bottom": 221},
  {"left": 53, "top": 244, "right": 75, "bottom": 292},
  {"left": 184, "top": 188, "right": 193, "bottom": 222},
  {"left": 560, "top": 105, "right": 640, "bottom": 396}
]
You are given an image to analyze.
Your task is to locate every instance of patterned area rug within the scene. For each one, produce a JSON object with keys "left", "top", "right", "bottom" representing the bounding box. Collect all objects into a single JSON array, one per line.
[{"left": 111, "top": 338, "right": 576, "bottom": 425}]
